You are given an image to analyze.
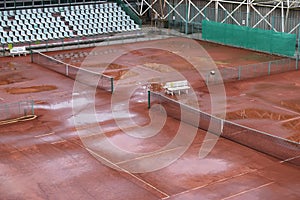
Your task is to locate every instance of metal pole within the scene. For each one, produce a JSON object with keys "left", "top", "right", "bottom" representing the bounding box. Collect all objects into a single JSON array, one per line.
[
  {"left": 268, "top": 61, "right": 271, "bottom": 75},
  {"left": 215, "top": 0, "right": 219, "bottom": 22},
  {"left": 30, "top": 49, "right": 33, "bottom": 63},
  {"left": 148, "top": 90, "right": 151, "bottom": 109},
  {"left": 296, "top": 27, "right": 300, "bottom": 70},
  {"left": 185, "top": 0, "right": 188, "bottom": 34},
  {"left": 31, "top": 100, "right": 34, "bottom": 115},
  {"left": 281, "top": 1, "right": 285, "bottom": 32},
  {"left": 111, "top": 78, "right": 114, "bottom": 94}
]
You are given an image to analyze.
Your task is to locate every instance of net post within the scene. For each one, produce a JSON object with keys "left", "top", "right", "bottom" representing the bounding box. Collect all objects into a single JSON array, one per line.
[
  {"left": 206, "top": 73, "right": 209, "bottom": 85},
  {"left": 238, "top": 66, "right": 241, "bottom": 80},
  {"left": 18, "top": 101, "right": 21, "bottom": 115},
  {"left": 31, "top": 100, "right": 34, "bottom": 115},
  {"left": 110, "top": 78, "right": 114, "bottom": 94},
  {"left": 66, "top": 65, "right": 69, "bottom": 76},
  {"left": 148, "top": 90, "right": 151, "bottom": 109},
  {"left": 30, "top": 49, "right": 33, "bottom": 63}
]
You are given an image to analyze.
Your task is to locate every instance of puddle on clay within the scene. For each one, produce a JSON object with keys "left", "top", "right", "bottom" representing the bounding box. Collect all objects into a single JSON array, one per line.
[
  {"left": 104, "top": 69, "right": 138, "bottom": 80},
  {"left": 6, "top": 85, "right": 57, "bottom": 94},
  {"left": 0, "top": 73, "right": 30, "bottom": 85},
  {"left": 35, "top": 100, "right": 72, "bottom": 110},
  {"left": 0, "top": 62, "right": 23, "bottom": 72},
  {"left": 168, "top": 158, "right": 229, "bottom": 176},
  {"left": 143, "top": 63, "right": 175, "bottom": 73}
]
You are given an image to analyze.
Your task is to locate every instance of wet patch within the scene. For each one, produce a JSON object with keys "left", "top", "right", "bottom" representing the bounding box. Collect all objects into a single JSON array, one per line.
[
  {"left": 104, "top": 69, "right": 138, "bottom": 80},
  {"left": 143, "top": 63, "right": 175, "bottom": 73},
  {"left": 6, "top": 85, "right": 57, "bottom": 94},
  {"left": 0, "top": 73, "right": 30, "bottom": 86}
]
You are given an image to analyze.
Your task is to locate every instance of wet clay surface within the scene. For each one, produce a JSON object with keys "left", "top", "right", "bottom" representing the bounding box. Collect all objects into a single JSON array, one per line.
[{"left": 0, "top": 38, "right": 299, "bottom": 199}]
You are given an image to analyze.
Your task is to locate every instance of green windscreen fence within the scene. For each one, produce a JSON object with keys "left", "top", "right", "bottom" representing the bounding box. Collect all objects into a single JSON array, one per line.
[{"left": 202, "top": 20, "right": 296, "bottom": 57}]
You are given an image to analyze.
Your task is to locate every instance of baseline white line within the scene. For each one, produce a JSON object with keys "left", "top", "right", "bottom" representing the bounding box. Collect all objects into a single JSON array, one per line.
[
  {"left": 51, "top": 140, "right": 66, "bottom": 145},
  {"left": 116, "top": 146, "right": 183, "bottom": 165},
  {"left": 280, "top": 155, "right": 300, "bottom": 163},
  {"left": 34, "top": 132, "right": 55, "bottom": 138},
  {"left": 86, "top": 148, "right": 170, "bottom": 198},
  {"left": 167, "top": 170, "right": 257, "bottom": 199},
  {"left": 272, "top": 105, "right": 300, "bottom": 115},
  {"left": 280, "top": 116, "right": 300, "bottom": 123},
  {"left": 220, "top": 182, "right": 275, "bottom": 200}
]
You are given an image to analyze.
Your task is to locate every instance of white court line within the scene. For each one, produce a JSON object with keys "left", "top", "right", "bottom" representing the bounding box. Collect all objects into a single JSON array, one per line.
[
  {"left": 272, "top": 105, "right": 300, "bottom": 115},
  {"left": 34, "top": 132, "right": 55, "bottom": 138},
  {"left": 166, "top": 170, "right": 258, "bottom": 199},
  {"left": 220, "top": 182, "right": 275, "bottom": 200},
  {"left": 280, "top": 155, "right": 300, "bottom": 163},
  {"left": 116, "top": 146, "right": 183, "bottom": 165},
  {"left": 86, "top": 148, "right": 170, "bottom": 198},
  {"left": 51, "top": 140, "right": 66, "bottom": 145},
  {"left": 280, "top": 116, "right": 300, "bottom": 123}
]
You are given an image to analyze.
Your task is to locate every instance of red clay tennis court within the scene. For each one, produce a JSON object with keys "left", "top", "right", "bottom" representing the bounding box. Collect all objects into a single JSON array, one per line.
[{"left": 0, "top": 38, "right": 299, "bottom": 199}]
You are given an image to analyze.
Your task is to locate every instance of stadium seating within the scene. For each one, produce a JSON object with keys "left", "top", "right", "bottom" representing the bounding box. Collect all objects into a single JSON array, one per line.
[{"left": 0, "top": 2, "right": 140, "bottom": 46}]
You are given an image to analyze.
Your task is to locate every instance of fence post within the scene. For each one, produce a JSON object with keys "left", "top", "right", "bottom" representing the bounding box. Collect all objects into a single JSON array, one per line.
[
  {"left": 268, "top": 61, "right": 271, "bottom": 75},
  {"left": 296, "top": 27, "right": 300, "bottom": 70},
  {"left": 296, "top": 55, "right": 298, "bottom": 70}
]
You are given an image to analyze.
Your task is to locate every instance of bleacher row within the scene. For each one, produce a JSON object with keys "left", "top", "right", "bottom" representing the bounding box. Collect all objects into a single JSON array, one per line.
[{"left": 0, "top": 2, "right": 140, "bottom": 45}]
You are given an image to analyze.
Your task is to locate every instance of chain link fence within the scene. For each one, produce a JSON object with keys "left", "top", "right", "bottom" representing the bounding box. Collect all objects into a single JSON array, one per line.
[
  {"left": 206, "top": 58, "right": 296, "bottom": 85},
  {"left": 0, "top": 100, "right": 34, "bottom": 121}
]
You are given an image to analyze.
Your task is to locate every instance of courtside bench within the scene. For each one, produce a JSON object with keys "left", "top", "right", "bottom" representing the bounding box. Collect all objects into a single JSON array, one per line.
[
  {"left": 163, "top": 80, "right": 190, "bottom": 95},
  {"left": 10, "top": 46, "right": 29, "bottom": 57}
]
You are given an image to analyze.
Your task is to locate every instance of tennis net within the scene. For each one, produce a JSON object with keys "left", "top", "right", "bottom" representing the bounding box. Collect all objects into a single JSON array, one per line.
[
  {"left": 31, "top": 50, "right": 114, "bottom": 93},
  {"left": 148, "top": 91, "right": 300, "bottom": 165}
]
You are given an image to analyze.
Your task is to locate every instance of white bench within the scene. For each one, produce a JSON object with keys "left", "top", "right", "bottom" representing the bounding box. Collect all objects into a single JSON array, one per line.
[
  {"left": 10, "top": 46, "right": 29, "bottom": 57},
  {"left": 163, "top": 80, "right": 190, "bottom": 95}
]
